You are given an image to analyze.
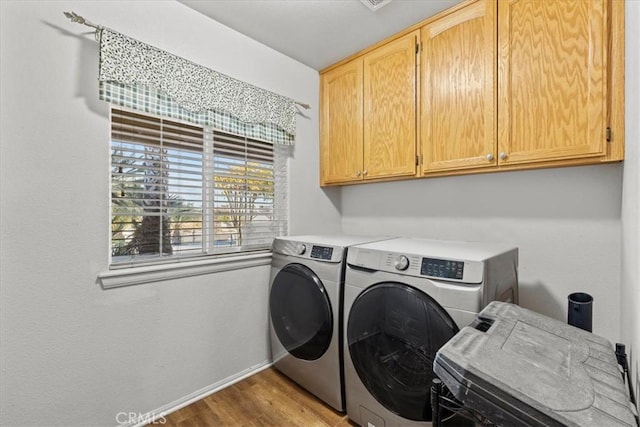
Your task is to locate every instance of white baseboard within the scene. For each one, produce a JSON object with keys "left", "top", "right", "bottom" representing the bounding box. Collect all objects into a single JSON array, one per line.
[{"left": 122, "top": 360, "right": 273, "bottom": 427}]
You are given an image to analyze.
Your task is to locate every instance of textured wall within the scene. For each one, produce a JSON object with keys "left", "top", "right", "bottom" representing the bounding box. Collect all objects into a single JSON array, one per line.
[
  {"left": 341, "top": 164, "right": 623, "bottom": 342},
  {"left": 621, "top": 0, "right": 640, "bottom": 412}
]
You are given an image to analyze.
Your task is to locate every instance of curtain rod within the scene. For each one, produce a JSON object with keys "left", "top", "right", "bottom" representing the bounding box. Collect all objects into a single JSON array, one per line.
[{"left": 63, "top": 11, "right": 311, "bottom": 110}]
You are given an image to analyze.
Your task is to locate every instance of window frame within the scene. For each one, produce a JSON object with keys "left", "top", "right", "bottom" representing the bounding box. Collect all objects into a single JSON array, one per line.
[{"left": 100, "top": 107, "right": 288, "bottom": 287}]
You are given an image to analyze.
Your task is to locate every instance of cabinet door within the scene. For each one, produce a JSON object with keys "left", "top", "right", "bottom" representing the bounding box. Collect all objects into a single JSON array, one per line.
[
  {"left": 320, "top": 60, "right": 364, "bottom": 185},
  {"left": 363, "top": 31, "right": 418, "bottom": 180},
  {"left": 421, "top": 0, "right": 497, "bottom": 173},
  {"left": 498, "top": 0, "right": 608, "bottom": 165}
]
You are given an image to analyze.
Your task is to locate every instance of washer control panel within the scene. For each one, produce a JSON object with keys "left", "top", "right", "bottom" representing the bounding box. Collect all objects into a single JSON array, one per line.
[
  {"left": 394, "top": 255, "right": 410, "bottom": 271},
  {"left": 420, "top": 258, "right": 464, "bottom": 280},
  {"left": 382, "top": 253, "right": 421, "bottom": 273},
  {"left": 310, "top": 245, "right": 334, "bottom": 260},
  {"left": 367, "top": 251, "right": 484, "bottom": 284}
]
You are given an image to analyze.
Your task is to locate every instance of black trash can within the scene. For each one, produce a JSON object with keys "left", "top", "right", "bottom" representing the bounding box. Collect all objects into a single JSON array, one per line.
[{"left": 568, "top": 292, "right": 593, "bottom": 332}]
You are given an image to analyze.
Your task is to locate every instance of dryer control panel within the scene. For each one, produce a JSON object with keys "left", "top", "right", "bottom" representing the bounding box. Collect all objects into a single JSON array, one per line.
[
  {"left": 272, "top": 239, "right": 344, "bottom": 263},
  {"left": 311, "top": 245, "right": 334, "bottom": 260}
]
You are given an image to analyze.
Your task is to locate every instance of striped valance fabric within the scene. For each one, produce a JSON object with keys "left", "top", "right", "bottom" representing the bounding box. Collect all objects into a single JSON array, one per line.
[
  {"left": 97, "top": 28, "right": 296, "bottom": 145},
  {"left": 100, "top": 81, "right": 294, "bottom": 145}
]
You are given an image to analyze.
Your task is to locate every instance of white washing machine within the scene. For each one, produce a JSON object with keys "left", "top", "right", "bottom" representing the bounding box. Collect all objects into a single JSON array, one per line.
[
  {"left": 269, "top": 235, "right": 391, "bottom": 412},
  {"left": 343, "top": 237, "right": 518, "bottom": 426}
]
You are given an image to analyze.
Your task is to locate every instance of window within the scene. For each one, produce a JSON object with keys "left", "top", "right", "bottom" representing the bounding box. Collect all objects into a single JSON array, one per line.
[{"left": 110, "top": 108, "right": 287, "bottom": 266}]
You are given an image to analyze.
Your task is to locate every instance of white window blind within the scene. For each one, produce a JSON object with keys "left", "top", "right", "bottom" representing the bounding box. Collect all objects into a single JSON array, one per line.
[{"left": 110, "top": 108, "right": 287, "bottom": 266}]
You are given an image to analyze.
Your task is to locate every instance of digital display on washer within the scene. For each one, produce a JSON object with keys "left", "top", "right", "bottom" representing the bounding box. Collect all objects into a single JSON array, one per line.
[
  {"left": 311, "top": 245, "right": 334, "bottom": 260},
  {"left": 421, "top": 257, "right": 464, "bottom": 280}
]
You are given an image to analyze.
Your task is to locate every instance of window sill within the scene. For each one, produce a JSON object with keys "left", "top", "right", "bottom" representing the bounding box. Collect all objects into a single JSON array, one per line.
[{"left": 98, "top": 252, "right": 272, "bottom": 289}]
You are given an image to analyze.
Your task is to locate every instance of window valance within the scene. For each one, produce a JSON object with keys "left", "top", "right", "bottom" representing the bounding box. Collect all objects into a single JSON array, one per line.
[{"left": 97, "top": 28, "right": 297, "bottom": 140}]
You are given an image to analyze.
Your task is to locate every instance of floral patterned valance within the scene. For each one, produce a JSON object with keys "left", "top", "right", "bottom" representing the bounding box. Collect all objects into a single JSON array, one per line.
[{"left": 97, "top": 28, "right": 297, "bottom": 138}]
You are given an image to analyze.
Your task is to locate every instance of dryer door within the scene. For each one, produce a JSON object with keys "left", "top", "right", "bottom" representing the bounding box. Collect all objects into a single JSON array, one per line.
[
  {"left": 347, "top": 282, "right": 458, "bottom": 421},
  {"left": 270, "top": 263, "right": 333, "bottom": 361}
]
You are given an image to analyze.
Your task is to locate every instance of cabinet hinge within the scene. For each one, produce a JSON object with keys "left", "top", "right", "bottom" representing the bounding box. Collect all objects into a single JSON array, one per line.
[
  {"left": 606, "top": 127, "right": 612, "bottom": 142},
  {"left": 416, "top": 154, "right": 422, "bottom": 166},
  {"left": 416, "top": 43, "right": 421, "bottom": 54}
]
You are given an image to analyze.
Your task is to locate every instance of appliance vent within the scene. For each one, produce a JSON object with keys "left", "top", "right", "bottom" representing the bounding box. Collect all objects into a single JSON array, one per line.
[{"left": 359, "top": 0, "right": 394, "bottom": 12}]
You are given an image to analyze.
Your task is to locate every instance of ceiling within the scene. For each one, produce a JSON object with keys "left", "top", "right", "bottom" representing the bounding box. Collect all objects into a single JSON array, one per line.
[{"left": 178, "top": 0, "right": 462, "bottom": 70}]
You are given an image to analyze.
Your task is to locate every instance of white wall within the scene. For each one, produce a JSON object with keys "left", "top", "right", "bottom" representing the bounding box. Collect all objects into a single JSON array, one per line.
[
  {"left": 342, "top": 165, "right": 622, "bottom": 341},
  {"left": 0, "top": 1, "right": 339, "bottom": 426},
  {"left": 621, "top": 0, "right": 640, "bottom": 411}
]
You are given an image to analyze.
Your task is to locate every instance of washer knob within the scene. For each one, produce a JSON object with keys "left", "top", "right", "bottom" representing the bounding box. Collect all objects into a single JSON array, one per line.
[
  {"left": 296, "top": 243, "right": 306, "bottom": 255},
  {"left": 394, "top": 255, "right": 410, "bottom": 271}
]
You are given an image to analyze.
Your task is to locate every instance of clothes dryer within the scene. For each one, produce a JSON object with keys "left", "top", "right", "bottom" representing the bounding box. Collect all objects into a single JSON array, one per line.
[
  {"left": 269, "top": 235, "right": 390, "bottom": 412},
  {"left": 343, "top": 237, "right": 518, "bottom": 426}
]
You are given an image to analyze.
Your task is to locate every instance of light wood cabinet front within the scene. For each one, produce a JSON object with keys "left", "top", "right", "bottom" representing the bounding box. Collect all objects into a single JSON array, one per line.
[
  {"left": 320, "top": 60, "right": 364, "bottom": 185},
  {"left": 319, "top": 0, "right": 622, "bottom": 187},
  {"left": 421, "top": 0, "right": 496, "bottom": 173},
  {"left": 497, "top": 0, "right": 608, "bottom": 165},
  {"left": 363, "top": 31, "right": 418, "bottom": 180}
]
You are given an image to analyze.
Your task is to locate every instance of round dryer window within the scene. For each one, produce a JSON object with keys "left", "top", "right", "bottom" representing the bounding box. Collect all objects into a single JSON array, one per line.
[
  {"left": 347, "top": 282, "right": 459, "bottom": 421},
  {"left": 269, "top": 263, "right": 333, "bottom": 361}
]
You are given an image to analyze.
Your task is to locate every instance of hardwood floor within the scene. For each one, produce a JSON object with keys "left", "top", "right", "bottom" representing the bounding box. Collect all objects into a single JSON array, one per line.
[{"left": 157, "top": 367, "right": 354, "bottom": 427}]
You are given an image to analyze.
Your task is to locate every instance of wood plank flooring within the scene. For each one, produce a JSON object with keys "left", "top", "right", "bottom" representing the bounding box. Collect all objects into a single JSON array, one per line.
[{"left": 156, "top": 367, "right": 354, "bottom": 427}]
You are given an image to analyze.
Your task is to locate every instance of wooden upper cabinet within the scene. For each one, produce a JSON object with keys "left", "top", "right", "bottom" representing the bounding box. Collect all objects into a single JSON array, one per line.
[
  {"left": 421, "top": 0, "right": 496, "bottom": 173},
  {"left": 319, "top": 0, "right": 622, "bottom": 186},
  {"left": 497, "top": 0, "right": 608, "bottom": 165},
  {"left": 363, "top": 31, "right": 418, "bottom": 180},
  {"left": 320, "top": 60, "right": 364, "bottom": 185}
]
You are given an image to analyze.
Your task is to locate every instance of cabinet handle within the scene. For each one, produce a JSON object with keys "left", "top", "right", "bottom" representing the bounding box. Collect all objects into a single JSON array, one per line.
[
  {"left": 486, "top": 154, "right": 494, "bottom": 161},
  {"left": 355, "top": 170, "right": 361, "bottom": 177},
  {"left": 499, "top": 152, "right": 508, "bottom": 160},
  {"left": 363, "top": 170, "right": 368, "bottom": 176}
]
